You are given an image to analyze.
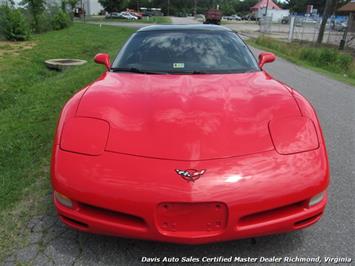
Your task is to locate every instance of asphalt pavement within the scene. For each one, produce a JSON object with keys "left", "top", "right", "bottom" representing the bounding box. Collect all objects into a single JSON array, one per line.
[{"left": 3, "top": 19, "right": 354, "bottom": 266}]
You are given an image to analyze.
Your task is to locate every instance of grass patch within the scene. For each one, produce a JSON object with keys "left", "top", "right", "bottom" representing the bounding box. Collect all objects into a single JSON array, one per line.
[
  {"left": 85, "top": 15, "right": 171, "bottom": 24},
  {"left": 0, "top": 23, "right": 134, "bottom": 261},
  {"left": 0, "top": 43, "right": 13, "bottom": 50},
  {"left": 247, "top": 36, "right": 355, "bottom": 86}
]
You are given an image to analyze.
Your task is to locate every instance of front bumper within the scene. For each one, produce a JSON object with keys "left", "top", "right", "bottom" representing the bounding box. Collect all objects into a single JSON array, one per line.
[{"left": 52, "top": 148, "right": 329, "bottom": 244}]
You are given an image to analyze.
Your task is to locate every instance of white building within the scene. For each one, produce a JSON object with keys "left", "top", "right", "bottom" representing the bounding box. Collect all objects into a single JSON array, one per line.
[
  {"left": 251, "top": 0, "right": 289, "bottom": 23},
  {"left": 257, "top": 8, "right": 290, "bottom": 23},
  {"left": 83, "top": 0, "right": 103, "bottom": 15}
]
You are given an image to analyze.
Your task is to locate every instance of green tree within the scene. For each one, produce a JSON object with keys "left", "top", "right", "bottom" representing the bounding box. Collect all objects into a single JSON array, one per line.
[
  {"left": 285, "top": 0, "right": 308, "bottom": 13},
  {"left": 282, "top": 0, "right": 349, "bottom": 14},
  {"left": 21, "top": 0, "right": 46, "bottom": 32},
  {"left": 275, "top": 0, "right": 289, "bottom": 9},
  {"left": 220, "top": 0, "right": 235, "bottom": 15},
  {"left": 317, "top": 0, "right": 336, "bottom": 44},
  {"left": 234, "top": 0, "right": 258, "bottom": 15},
  {"left": 66, "top": 0, "right": 79, "bottom": 12},
  {"left": 52, "top": 8, "right": 72, "bottom": 29},
  {"left": 98, "top": 0, "right": 121, "bottom": 12}
]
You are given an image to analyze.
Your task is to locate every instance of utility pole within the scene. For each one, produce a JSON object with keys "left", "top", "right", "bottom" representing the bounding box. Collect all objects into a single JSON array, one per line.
[
  {"left": 317, "top": 0, "right": 335, "bottom": 44},
  {"left": 340, "top": 12, "right": 352, "bottom": 50},
  {"left": 194, "top": 0, "right": 197, "bottom": 16}
]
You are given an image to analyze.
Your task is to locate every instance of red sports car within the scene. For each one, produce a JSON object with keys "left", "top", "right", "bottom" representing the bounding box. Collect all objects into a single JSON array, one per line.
[{"left": 51, "top": 25, "right": 329, "bottom": 244}]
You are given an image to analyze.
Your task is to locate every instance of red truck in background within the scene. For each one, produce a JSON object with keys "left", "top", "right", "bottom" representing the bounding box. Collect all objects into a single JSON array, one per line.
[{"left": 204, "top": 9, "right": 222, "bottom": 25}]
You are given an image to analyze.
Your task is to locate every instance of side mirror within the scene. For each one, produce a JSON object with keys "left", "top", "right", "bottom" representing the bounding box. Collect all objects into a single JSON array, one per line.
[
  {"left": 258, "top": 52, "right": 276, "bottom": 68},
  {"left": 94, "top": 53, "right": 110, "bottom": 70}
]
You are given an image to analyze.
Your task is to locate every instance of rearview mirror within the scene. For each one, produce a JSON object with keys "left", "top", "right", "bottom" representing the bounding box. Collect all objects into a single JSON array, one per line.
[
  {"left": 94, "top": 53, "right": 111, "bottom": 70},
  {"left": 258, "top": 52, "right": 276, "bottom": 68}
]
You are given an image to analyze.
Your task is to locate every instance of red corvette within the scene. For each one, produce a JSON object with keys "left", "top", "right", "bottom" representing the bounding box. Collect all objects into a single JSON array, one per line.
[{"left": 51, "top": 25, "right": 329, "bottom": 244}]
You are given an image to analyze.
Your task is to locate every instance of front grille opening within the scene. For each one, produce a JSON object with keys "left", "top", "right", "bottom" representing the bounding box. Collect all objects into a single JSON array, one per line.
[
  {"left": 239, "top": 200, "right": 307, "bottom": 226},
  {"left": 79, "top": 202, "right": 147, "bottom": 230},
  {"left": 294, "top": 212, "right": 322, "bottom": 227},
  {"left": 61, "top": 215, "right": 88, "bottom": 228}
]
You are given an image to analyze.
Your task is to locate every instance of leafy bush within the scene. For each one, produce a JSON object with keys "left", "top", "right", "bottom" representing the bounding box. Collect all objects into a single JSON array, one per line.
[
  {"left": 51, "top": 9, "right": 72, "bottom": 30},
  {"left": 21, "top": 0, "right": 46, "bottom": 33},
  {"left": 318, "top": 48, "right": 337, "bottom": 67},
  {"left": 255, "top": 36, "right": 293, "bottom": 57},
  {"left": 0, "top": 5, "right": 30, "bottom": 41},
  {"left": 336, "top": 53, "right": 353, "bottom": 71},
  {"left": 31, "top": 11, "right": 53, "bottom": 33},
  {"left": 300, "top": 48, "right": 352, "bottom": 71},
  {"left": 299, "top": 48, "right": 321, "bottom": 65}
]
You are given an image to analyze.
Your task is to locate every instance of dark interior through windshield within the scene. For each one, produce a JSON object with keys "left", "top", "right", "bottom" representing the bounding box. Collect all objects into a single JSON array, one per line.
[{"left": 111, "top": 30, "right": 260, "bottom": 74}]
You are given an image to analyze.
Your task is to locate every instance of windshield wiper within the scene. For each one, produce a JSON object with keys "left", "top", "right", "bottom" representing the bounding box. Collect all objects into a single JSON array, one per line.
[
  {"left": 189, "top": 71, "right": 209, "bottom": 74},
  {"left": 111, "top": 67, "right": 167, "bottom": 74}
]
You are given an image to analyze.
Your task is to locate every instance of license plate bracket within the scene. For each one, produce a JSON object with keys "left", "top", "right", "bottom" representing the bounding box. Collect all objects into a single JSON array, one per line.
[{"left": 157, "top": 202, "right": 228, "bottom": 233}]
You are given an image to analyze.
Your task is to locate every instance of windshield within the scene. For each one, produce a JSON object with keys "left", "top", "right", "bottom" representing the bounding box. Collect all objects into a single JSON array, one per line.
[{"left": 111, "top": 30, "right": 260, "bottom": 74}]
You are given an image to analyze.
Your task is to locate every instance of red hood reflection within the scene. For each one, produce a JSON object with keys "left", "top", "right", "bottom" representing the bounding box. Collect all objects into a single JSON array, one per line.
[{"left": 77, "top": 71, "right": 300, "bottom": 160}]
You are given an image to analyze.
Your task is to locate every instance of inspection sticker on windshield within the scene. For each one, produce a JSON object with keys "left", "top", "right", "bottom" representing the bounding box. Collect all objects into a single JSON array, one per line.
[{"left": 173, "top": 63, "right": 185, "bottom": 69}]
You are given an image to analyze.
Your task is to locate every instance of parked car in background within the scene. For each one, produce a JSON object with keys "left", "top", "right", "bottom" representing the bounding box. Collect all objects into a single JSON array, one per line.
[
  {"left": 281, "top": 16, "right": 289, "bottom": 24},
  {"left": 106, "top": 12, "right": 122, "bottom": 19},
  {"left": 231, "top": 15, "right": 242, "bottom": 21},
  {"left": 195, "top": 14, "right": 205, "bottom": 21},
  {"left": 303, "top": 17, "right": 318, "bottom": 24},
  {"left": 98, "top": 10, "right": 106, "bottom": 16},
  {"left": 333, "top": 21, "right": 347, "bottom": 32},
  {"left": 73, "top": 7, "right": 85, "bottom": 18},
  {"left": 223, "top": 15, "right": 241, "bottom": 21},
  {"left": 127, "top": 10, "right": 143, "bottom": 19},
  {"left": 223, "top": 16, "right": 233, "bottom": 21},
  {"left": 121, "top": 12, "right": 138, "bottom": 20},
  {"left": 242, "top": 14, "right": 257, "bottom": 21},
  {"left": 106, "top": 12, "right": 138, "bottom": 20}
]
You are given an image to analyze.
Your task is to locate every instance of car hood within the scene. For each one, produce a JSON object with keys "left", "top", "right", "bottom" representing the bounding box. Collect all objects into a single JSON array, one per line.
[{"left": 76, "top": 71, "right": 300, "bottom": 160}]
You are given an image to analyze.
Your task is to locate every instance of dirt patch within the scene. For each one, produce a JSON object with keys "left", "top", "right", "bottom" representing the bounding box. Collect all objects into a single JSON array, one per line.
[{"left": 0, "top": 41, "right": 36, "bottom": 57}]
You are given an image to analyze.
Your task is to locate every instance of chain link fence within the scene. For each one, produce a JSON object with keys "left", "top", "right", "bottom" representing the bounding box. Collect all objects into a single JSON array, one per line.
[
  {"left": 259, "top": 16, "right": 354, "bottom": 49},
  {"left": 259, "top": 16, "right": 272, "bottom": 33}
]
